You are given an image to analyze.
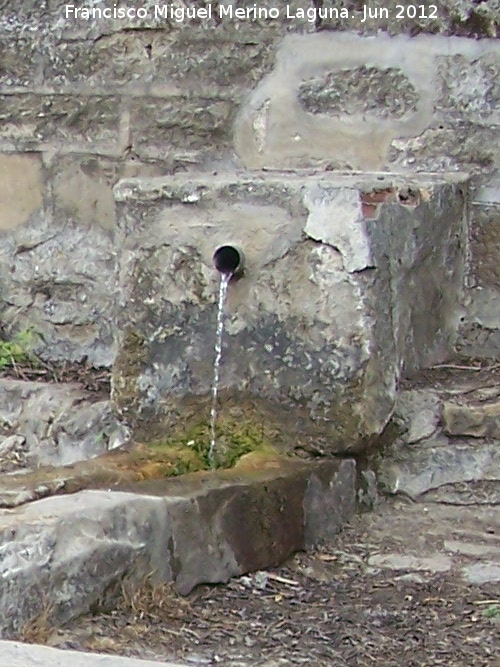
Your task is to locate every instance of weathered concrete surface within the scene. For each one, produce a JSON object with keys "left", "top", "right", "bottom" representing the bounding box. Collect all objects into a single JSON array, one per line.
[
  {"left": 0, "top": 457, "right": 356, "bottom": 635},
  {"left": 0, "top": 154, "right": 43, "bottom": 231},
  {"left": 112, "top": 171, "right": 467, "bottom": 452},
  {"left": 376, "top": 377, "right": 500, "bottom": 503},
  {"left": 0, "top": 641, "right": 186, "bottom": 667},
  {"left": 0, "top": 379, "right": 128, "bottom": 473},
  {"left": 235, "top": 33, "right": 500, "bottom": 174}
]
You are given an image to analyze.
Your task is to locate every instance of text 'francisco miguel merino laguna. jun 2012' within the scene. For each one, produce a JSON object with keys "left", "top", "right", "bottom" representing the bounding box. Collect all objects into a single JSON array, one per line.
[{"left": 64, "top": 3, "right": 440, "bottom": 24}]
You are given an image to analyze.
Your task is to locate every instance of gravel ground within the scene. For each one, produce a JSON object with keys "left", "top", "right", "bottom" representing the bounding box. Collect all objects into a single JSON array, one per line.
[{"left": 32, "top": 498, "right": 500, "bottom": 667}]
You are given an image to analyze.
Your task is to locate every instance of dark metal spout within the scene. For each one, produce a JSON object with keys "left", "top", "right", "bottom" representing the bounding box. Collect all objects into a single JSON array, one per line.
[{"left": 213, "top": 245, "right": 245, "bottom": 277}]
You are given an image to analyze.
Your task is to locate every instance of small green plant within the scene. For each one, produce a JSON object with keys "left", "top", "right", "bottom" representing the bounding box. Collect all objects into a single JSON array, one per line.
[
  {"left": 0, "top": 328, "right": 39, "bottom": 369},
  {"left": 483, "top": 604, "right": 500, "bottom": 619}
]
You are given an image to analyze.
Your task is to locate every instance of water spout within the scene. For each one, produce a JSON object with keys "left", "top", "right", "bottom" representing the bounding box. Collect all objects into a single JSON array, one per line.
[
  {"left": 212, "top": 245, "right": 245, "bottom": 278},
  {"left": 208, "top": 245, "right": 245, "bottom": 468},
  {"left": 208, "top": 271, "right": 231, "bottom": 468}
]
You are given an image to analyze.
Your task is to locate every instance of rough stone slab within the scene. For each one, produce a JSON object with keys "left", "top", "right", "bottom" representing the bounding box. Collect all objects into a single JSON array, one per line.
[
  {"left": 443, "top": 396, "right": 500, "bottom": 438},
  {"left": 462, "top": 562, "right": 500, "bottom": 585},
  {"left": 0, "top": 379, "right": 128, "bottom": 472},
  {"left": 392, "top": 389, "right": 441, "bottom": 444},
  {"left": 43, "top": 30, "right": 274, "bottom": 95},
  {"left": 378, "top": 439, "right": 500, "bottom": 500},
  {"left": 444, "top": 540, "right": 500, "bottom": 560},
  {"left": 0, "top": 94, "right": 121, "bottom": 148},
  {"left": 0, "top": 641, "right": 185, "bottom": 667},
  {"left": 469, "top": 204, "right": 500, "bottom": 290},
  {"left": 113, "top": 171, "right": 467, "bottom": 453},
  {"left": 0, "top": 214, "right": 117, "bottom": 366},
  {"left": 368, "top": 553, "right": 453, "bottom": 573},
  {"left": 129, "top": 95, "right": 237, "bottom": 161},
  {"left": 0, "top": 457, "right": 356, "bottom": 634},
  {"left": 422, "top": 480, "right": 500, "bottom": 506},
  {"left": 457, "top": 286, "right": 500, "bottom": 359}
]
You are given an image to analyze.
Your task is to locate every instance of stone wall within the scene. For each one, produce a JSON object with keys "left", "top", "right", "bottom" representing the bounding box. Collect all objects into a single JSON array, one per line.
[{"left": 0, "top": 2, "right": 498, "bottom": 444}]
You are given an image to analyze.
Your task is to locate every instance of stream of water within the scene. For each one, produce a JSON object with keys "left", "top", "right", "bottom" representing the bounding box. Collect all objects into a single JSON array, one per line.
[{"left": 208, "top": 272, "right": 231, "bottom": 467}]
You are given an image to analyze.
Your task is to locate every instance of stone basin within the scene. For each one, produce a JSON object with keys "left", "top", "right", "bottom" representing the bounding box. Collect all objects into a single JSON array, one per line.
[{"left": 0, "top": 451, "right": 356, "bottom": 636}]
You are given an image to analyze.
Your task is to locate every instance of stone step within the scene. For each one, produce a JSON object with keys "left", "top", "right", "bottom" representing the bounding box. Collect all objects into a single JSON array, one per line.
[
  {"left": 0, "top": 456, "right": 356, "bottom": 636},
  {"left": 375, "top": 369, "right": 500, "bottom": 503},
  {"left": 0, "top": 641, "right": 184, "bottom": 667}
]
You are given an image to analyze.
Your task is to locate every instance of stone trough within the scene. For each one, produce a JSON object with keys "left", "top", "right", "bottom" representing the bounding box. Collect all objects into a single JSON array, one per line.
[
  {"left": 0, "top": 171, "right": 469, "bottom": 637},
  {"left": 0, "top": 453, "right": 356, "bottom": 636}
]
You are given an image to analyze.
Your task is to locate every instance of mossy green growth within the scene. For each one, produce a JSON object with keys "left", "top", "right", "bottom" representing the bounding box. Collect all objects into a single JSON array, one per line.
[
  {"left": 129, "top": 443, "right": 206, "bottom": 477},
  {"left": 483, "top": 604, "right": 500, "bottom": 619},
  {"left": 0, "top": 329, "right": 39, "bottom": 369},
  {"left": 142, "top": 415, "right": 278, "bottom": 475}
]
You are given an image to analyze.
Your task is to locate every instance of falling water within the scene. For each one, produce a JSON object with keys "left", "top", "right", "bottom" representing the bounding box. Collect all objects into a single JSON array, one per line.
[{"left": 208, "top": 272, "right": 231, "bottom": 468}]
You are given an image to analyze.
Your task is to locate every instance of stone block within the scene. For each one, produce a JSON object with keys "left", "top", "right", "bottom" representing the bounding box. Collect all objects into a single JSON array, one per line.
[
  {"left": 112, "top": 172, "right": 466, "bottom": 453},
  {"left": 0, "top": 215, "right": 117, "bottom": 366},
  {"left": 443, "top": 395, "right": 500, "bottom": 438},
  {"left": 0, "top": 153, "right": 43, "bottom": 231},
  {"left": 389, "top": 123, "right": 499, "bottom": 174},
  {"left": 436, "top": 53, "right": 499, "bottom": 125},
  {"left": 0, "top": 35, "right": 41, "bottom": 89},
  {"left": 378, "top": 438, "right": 500, "bottom": 500},
  {"left": 455, "top": 287, "right": 500, "bottom": 358},
  {"left": 46, "top": 0, "right": 499, "bottom": 39},
  {"left": 44, "top": 29, "right": 274, "bottom": 94},
  {"left": 129, "top": 96, "right": 237, "bottom": 161},
  {"left": 393, "top": 389, "right": 442, "bottom": 444},
  {"left": 0, "top": 94, "right": 121, "bottom": 148},
  {"left": 44, "top": 33, "right": 157, "bottom": 91},
  {"left": 151, "top": 29, "right": 275, "bottom": 92},
  {"left": 51, "top": 155, "right": 118, "bottom": 231},
  {"left": 469, "top": 204, "right": 500, "bottom": 289},
  {"left": 0, "top": 456, "right": 356, "bottom": 633},
  {"left": 0, "top": 491, "right": 166, "bottom": 635},
  {"left": 0, "top": 379, "right": 129, "bottom": 473}
]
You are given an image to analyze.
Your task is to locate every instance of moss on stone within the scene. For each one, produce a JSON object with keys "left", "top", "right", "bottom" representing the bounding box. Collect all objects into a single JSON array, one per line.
[
  {"left": 128, "top": 444, "right": 205, "bottom": 477},
  {"left": 141, "top": 415, "right": 279, "bottom": 473}
]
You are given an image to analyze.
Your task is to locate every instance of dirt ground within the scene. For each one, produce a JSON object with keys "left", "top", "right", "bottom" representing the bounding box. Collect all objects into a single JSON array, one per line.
[{"left": 35, "top": 497, "right": 499, "bottom": 667}]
